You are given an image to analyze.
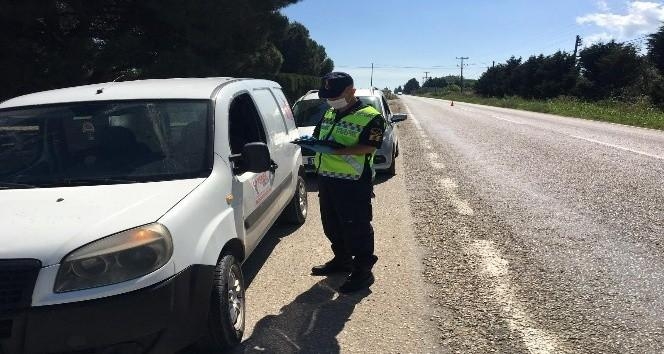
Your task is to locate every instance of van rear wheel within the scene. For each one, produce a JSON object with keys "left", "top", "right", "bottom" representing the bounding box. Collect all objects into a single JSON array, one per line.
[{"left": 200, "top": 253, "right": 245, "bottom": 350}]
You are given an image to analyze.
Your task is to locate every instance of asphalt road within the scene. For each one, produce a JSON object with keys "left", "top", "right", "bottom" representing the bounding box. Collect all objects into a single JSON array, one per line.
[
  {"left": 226, "top": 156, "right": 440, "bottom": 353},
  {"left": 187, "top": 96, "right": 663, "bottom": 353},
  {"left": 397, "top": 95, "right": 664, "bottom": 353}
]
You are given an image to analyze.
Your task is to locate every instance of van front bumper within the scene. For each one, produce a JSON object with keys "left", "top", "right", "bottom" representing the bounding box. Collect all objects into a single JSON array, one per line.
[{"left": 1, "top": 265, "right": 215, "bottom": 354}]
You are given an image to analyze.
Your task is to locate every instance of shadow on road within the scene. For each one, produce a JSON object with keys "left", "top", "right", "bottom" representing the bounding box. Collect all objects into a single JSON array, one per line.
[
  {"left": 230, "top": 277, "right": 370, "bottom": 354},
  {"left": 242, "top": 222, "right": 302, "bottom": 288},
  {"left": 372, "top": 172, "right": 394, "bottom": 186},
  {"left": 178, "top": 222, "right": 304, "bottom": 353}
]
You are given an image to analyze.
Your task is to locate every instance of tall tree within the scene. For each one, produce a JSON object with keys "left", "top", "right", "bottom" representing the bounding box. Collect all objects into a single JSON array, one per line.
[
  {"left": 578, "top": 41, "right": 642, "bottom": 99},
  {"left": 475, "top": 56, "right": 521, "bottom": 97},
  {"left": 276, "top": 22, "right": 334, "bottom": 76},
  {"left": 0, "top": 0, "right": 333, "bottom": 101},
  {"left": 648, "top": 24, "right": 664, "bottom": 75},
  {"left": 422, "top": 77, "right": 448, "bottom": 88},
  {"left": 403, "top": 78, "right": 420, "bottom": 94},
  {"left": 512, "top": 51, "right": 577, "bottom": 98}
]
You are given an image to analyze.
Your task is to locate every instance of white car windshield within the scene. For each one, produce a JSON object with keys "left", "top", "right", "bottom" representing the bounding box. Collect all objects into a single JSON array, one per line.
[
  {"left": 0, "top": 100, "right": 211, "bottom": 188},
  {"left": 292, "top": 96, "right": 383, "bottom": 128}
]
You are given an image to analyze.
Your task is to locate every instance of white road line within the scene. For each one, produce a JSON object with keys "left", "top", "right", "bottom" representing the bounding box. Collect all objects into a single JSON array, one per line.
[
  {"left": 568, "top": 134, "right": 664, "bottom": 160},
  {"left": 403, "top": 103, "right": 428, "bottom": 138},
  {"left": 467, "top": 239, "right": 561, "bottom": 354},
  {"left": 490, "top": 115, "right": 527, "bottom": 125},
  {"left": 406, "top": 104, "right": 423, "bottom": 130},
  {"left": 438, "top": 178, "right": 474, "bottom": 216},
  {"left": 456, "top": 104, "right": 663, "bottom": 160},
  {"left": 430, "top": 161, "right": 446, "bottom": 169},
  {"left": 427, "top": 152, "right": 445, "bottom": 169}
]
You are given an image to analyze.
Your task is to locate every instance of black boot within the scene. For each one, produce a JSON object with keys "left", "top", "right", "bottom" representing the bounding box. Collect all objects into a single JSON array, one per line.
[
  {"left": 311, "top": 258, "right": 353, "bottom": 276},
  {"left": 338, "top": 255, "right": 378, "bottom": 293},
  {"left": 338, "top": 269, "right": 375, "bottom": 293}
]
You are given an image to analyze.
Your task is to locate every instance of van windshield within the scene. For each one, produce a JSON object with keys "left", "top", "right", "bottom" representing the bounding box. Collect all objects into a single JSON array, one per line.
[
  {"left": 292, "top": 96, "right": 383, "bottom": 128},
  {"left": 0, "top": 100, "right": 211, "bottom": 189}
]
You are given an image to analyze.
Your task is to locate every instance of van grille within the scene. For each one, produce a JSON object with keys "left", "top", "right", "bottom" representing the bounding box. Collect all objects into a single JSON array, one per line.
[{"left": 0, "top": 259, "right": 41, "bottom": 317}]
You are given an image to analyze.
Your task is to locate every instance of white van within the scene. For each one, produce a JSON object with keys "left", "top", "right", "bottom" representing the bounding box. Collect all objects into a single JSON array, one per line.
[{"left": 0, "top": 78, "right": 307, "bottom": 353}]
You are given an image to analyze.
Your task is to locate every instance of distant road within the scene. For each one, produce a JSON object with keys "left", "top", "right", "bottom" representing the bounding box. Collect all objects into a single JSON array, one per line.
[{"left": 398, "top": 95, "right": 664, "bottom": 353}]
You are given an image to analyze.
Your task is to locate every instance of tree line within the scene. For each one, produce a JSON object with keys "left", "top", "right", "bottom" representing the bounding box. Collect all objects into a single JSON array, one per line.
[
  {"left": 395, "top": 26, "right": 664, "bottom": 107},
  {"left": 0, "top": 0, "right": 333, "bottom": 102},
  {"left": 396, "top": 75, "right": 477, "bottom": 95},
  {"left": 474, "top": 27, "right": 664, "bottom": 105}
]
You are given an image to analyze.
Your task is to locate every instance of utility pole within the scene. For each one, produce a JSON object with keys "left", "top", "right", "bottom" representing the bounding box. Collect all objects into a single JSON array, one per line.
[
  {"left": 573, "top": 35, "right": 581, "bottom": 58},
  {"left": 370, "top": 63, "right": 374, "bottom": 88},
  {"left": 492, "top": 61, "right": 495, "bottom": 68},
  {"left": 422, "top": 71, "right": 430, "bottom": 85},
  {"left": 456, "top": 57, "right": 469, "bottom": 93}
]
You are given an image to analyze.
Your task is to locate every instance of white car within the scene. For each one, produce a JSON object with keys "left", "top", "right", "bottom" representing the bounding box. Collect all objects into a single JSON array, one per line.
[
  {"left": 0, "top": 78, "right": 307, "bottom": 353},
  {"left": 292, "top": 88, "right": 407, "bottom": 175}
]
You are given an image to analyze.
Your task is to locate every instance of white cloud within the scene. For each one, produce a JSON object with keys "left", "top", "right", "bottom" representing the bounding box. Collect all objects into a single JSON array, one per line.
[
  {"left": 597, "top": 0, "right": 611, "bottom": 12},
  {"left": 577, "top": 1, "right": 664, "bottom": 41},
  {"left": 584, "top": 32, "right": 614, "bottom": 44}
]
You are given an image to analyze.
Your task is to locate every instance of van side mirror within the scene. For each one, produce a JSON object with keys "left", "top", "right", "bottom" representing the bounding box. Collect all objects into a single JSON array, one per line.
[
  {"left": 390, "top": 113, "right": 407, "bottom": 123},
  {"left": 230, "top": 142, "right": 271, "bottom": 173}
]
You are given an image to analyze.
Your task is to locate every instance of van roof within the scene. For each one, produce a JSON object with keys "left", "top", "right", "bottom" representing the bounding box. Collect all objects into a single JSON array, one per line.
[{"left": 0, "top": 77, "right": 251, "bottom": 108}]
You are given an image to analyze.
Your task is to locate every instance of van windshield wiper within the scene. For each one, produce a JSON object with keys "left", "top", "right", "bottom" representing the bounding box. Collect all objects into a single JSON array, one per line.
[
  {"left": 61, "top": 177, "right": 141, "bottom": 186},
  {"left": 0, "top": 181, "right": 39, "bottom": 189}
]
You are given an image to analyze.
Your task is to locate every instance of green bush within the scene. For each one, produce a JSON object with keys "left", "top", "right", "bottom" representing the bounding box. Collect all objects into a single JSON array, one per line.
[{"left": 418, "top": 93, "right": 664, "bottom": 130}]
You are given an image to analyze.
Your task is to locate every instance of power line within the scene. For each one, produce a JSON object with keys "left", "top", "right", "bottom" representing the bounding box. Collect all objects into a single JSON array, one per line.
[
  {"left": 456, "top": 57, "right": 469, "bottom": 93},
  {"left": 422, "top": 71, "right": 430, "bottom": 84},
  {"left": 335, "top": 64, "right": 482, "bottom": 70}
]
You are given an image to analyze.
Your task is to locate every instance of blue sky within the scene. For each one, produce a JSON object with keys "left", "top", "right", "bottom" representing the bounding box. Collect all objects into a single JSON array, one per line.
[{"left": 282, "top": 0, "right": 664, "bottom": 90}]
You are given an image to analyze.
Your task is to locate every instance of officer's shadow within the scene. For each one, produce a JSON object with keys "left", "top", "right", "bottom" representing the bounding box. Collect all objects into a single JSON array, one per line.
[{"left": 231, "top": 276, "right": 370, "bottom": 354}]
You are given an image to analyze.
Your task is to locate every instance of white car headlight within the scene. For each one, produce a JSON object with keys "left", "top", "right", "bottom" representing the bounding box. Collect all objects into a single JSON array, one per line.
[{"left": 54, "top": 223, "right": 173, "bottom": 293}]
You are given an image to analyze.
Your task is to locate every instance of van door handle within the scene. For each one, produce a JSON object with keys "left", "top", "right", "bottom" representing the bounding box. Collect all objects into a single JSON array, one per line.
[{"left": 269, "top": 160, "right": 278, "bottom": 172}]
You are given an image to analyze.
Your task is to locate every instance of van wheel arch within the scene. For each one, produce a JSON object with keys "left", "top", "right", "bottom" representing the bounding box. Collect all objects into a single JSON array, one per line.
[{"left": 220, "top": 238, "right": 245, "bottom": 263}]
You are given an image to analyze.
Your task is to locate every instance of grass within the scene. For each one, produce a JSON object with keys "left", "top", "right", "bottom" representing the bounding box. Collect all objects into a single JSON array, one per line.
[{"left": 417, "top": 92, "right": 664, "bottom": 130}]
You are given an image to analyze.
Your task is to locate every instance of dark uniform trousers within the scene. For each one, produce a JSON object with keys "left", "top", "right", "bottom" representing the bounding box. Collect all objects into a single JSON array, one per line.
[{"left": 318, "top": 175, "right": 378, "bottom": 271}]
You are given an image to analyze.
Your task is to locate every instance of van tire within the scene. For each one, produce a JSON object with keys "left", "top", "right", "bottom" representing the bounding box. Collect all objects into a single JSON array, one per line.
[
  {"left": 200, "top": 253, "right": 245, "bottom": 350},
  {"left": 282, "top": 175, "right": 307, "bottom": 225}
]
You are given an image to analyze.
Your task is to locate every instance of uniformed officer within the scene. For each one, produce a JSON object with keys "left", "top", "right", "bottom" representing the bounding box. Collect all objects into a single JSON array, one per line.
[{"left": 311, "top": 72, "right": 385, "bottom": 293}]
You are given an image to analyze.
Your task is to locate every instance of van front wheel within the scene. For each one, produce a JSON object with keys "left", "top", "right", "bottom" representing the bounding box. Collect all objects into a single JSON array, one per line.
[
  {"left": 282, "top": 175, "right": 307, "bottom": 225},
  {"left": 201, "top": 253, "right": 245, "bottom": 350}
]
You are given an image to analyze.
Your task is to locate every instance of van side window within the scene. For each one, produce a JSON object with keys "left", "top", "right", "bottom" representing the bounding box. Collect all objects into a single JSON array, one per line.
[
  {"left": 228, "top": 93, "right": 267, "bottom": 155},
  {"left": 272, "top": 88, "right": 297, "bottom": 132},
  {"left": 251, "top": 88, "right": 288, "bottom": 136}
]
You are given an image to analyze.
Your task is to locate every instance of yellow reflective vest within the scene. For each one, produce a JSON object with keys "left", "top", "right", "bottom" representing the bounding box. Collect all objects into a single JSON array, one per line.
[{"left": 315, "top": 105, "right": 381, "bottom": 180}]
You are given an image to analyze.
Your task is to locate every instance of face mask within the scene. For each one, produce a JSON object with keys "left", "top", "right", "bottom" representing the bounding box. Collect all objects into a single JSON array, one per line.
[{"left": 327, "top": 97, "right": 347, "bottom": 110}]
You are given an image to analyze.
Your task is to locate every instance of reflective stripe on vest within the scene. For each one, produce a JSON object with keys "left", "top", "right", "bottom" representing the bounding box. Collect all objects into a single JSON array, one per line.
[{"left": 315, "top": 105, "right": 381, "bottom": 180}]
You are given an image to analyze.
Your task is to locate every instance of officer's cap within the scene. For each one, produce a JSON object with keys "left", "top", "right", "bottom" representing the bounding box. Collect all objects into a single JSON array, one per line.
[{"left": 318, "top": 72, "right": 354, "bottom": 99}]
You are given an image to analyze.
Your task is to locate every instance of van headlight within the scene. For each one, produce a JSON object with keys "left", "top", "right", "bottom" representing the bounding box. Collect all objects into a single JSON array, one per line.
[{"left": 54, "top": 223, "right": 173, "bottom": 293}]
